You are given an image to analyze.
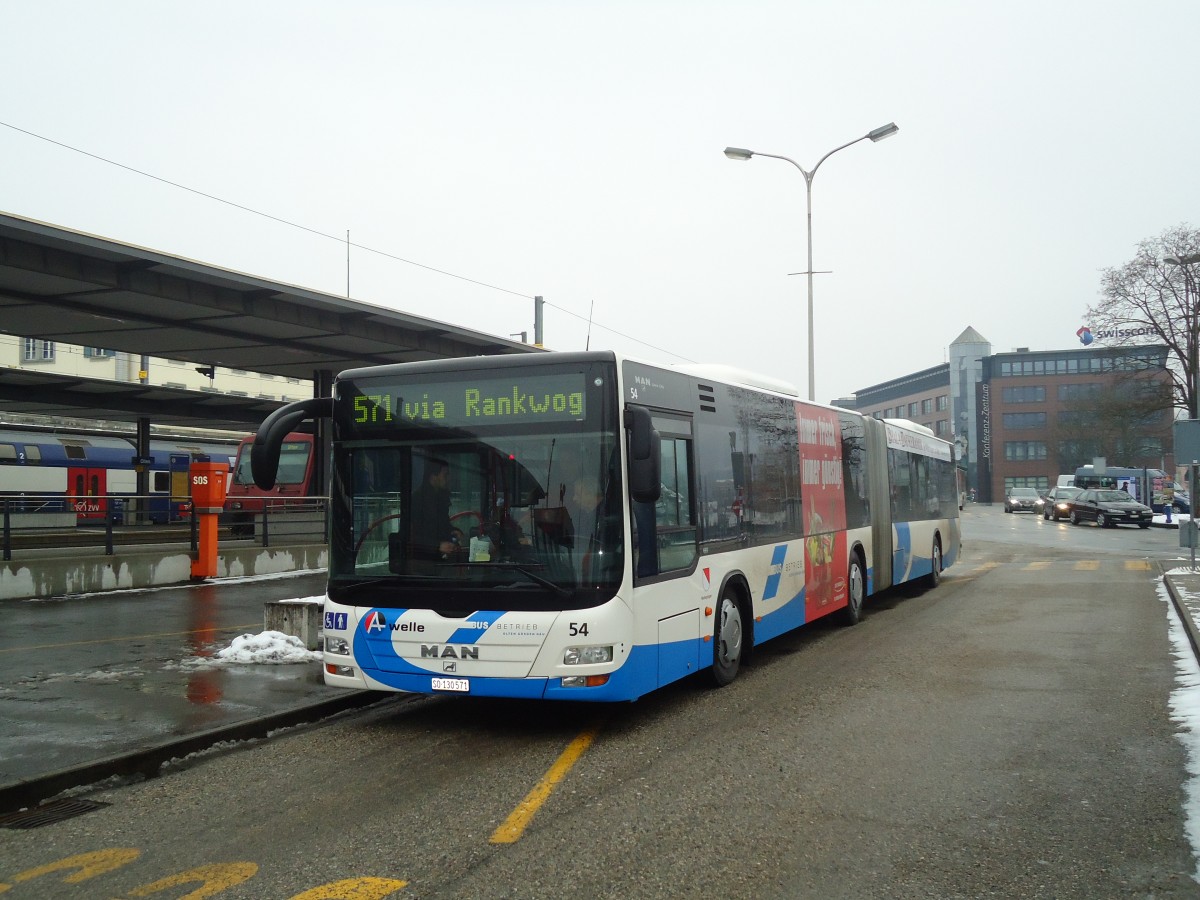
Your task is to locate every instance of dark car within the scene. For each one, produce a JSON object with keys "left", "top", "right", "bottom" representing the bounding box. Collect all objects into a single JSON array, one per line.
[
  {"left": 1004, "top": 487, "right": 1041, "bottom": 513},
  {"left": 1068, "top": 489, "right": 1153, "bottom": 528},
  {"left": 1040, "top": 486, "right": 1082, "bottom": 521}
]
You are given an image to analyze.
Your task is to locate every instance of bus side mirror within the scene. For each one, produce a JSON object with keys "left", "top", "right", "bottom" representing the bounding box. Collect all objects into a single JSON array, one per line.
[
  {"left": 625, "top": 406, "right": 661, "bottom": 503},
  {"left": 251, "top": 397, "right": 332, "bottom": 490}
]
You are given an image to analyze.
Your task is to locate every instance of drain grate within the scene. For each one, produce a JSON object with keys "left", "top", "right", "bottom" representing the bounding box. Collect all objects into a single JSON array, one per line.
[{"left": 0, "top": 798, "right": 110, "bottom": 829}]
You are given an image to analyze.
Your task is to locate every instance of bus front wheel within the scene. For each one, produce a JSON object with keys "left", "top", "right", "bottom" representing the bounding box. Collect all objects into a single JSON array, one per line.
[{"left": 710, "top": 591, "right": 744, "bottom": 686}]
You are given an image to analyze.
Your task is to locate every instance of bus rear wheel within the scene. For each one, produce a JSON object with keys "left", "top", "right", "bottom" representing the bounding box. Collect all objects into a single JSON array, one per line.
[
  {"left": 925, "top": 538, "right": 943, "bottom": 588},
  {"left": 841, "top": 554, "right": 865, "bottom": 625},
  {"left": 710, "top": 590, "right": 743, "bottom": 686}
]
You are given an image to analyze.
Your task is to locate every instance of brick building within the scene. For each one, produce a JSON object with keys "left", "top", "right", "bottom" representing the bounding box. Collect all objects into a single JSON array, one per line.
[{"left": 976, "top": 344, "right": 1172, "bottom": 502}]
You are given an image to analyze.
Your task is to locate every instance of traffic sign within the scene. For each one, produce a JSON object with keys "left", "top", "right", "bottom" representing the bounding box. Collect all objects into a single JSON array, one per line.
[{"left": 1176, "top": 420, "right": 1200, "bottom": 465}]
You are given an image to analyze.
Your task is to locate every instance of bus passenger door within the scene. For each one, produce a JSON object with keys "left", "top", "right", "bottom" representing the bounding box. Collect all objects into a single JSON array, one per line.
[
  {"left": 630, "top": 412, "right": 699, "bottom": 688},
  {"left": 68, "top": 467, "right": 106, "bottom": 520}
]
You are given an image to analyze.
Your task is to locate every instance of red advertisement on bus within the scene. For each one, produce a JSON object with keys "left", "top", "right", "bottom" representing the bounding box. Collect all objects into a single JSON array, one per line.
[{"left": 796, "top": 402, "right": 849, "bottom": 620}]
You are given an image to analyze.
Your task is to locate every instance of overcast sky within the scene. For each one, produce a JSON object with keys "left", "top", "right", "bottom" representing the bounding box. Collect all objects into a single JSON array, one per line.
[{"left": 3, "top": 1, "right": 1197, "bottom": 403}]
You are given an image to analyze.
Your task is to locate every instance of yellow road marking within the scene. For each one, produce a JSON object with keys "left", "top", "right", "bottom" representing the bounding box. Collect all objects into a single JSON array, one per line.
[
  {"left": 0, "top": 851, "right": 408, "bottom": 899},
  {"left": 288, "top": 877, "right": 408, "bottom": 899},
  {"left": 126, "top": 862, "right": 257, "bottom": 899},
  {"left": 956, "top": 561, "right": 999, "bottom": 579},
  {"left": 0, "top": 849, "right": 140, "bottom": 891},
  {"left": 1074, "top": 560, "right": 1100, "bottom": 571},
  {"left": 1024, "top": 561, "right": 1052, "bottom": 570},
  {"left": 490, "top": 719, "right": 604, "bottom": 844},
  {"left": 1125, "top": 560, "right": 1153, "bottom": 571}
]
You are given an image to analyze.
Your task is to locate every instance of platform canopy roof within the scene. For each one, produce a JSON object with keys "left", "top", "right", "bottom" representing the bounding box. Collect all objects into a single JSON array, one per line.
[{"left": 0, "top": 212, "right": 539, "bottom": 429}]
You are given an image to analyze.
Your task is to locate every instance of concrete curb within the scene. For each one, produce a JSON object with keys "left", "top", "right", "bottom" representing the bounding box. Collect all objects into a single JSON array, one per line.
[{"left": 1163, "top": 574, "right": 1200, "bottom": 661}]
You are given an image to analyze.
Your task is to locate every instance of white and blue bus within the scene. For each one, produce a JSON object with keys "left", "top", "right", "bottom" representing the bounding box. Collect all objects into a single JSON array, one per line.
[{"left": 252, "top": 351, "right": 960, "bottom": 702}]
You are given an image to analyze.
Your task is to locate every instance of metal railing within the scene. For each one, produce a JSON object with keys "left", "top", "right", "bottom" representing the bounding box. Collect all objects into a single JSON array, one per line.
[
  {"left": 1, "top": 494, "right": 328, "bottom": 561},
  {"left": 233, "top": 497, "right": 328, "bottom": 548}
]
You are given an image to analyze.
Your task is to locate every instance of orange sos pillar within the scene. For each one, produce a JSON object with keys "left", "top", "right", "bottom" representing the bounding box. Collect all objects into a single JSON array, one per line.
[{"left": 189, "top": 461, "right": 229, "bottom": 579}]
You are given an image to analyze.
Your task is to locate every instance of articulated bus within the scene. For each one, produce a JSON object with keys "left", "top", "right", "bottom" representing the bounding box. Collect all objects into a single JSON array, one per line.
[{"left": 252, "top": 351, "right": 960, "bottom": 702}]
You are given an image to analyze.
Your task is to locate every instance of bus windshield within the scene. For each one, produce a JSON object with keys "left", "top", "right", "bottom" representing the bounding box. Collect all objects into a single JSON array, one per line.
[{"left": 328, "top": 360, "right": 622, "bottom": 612}]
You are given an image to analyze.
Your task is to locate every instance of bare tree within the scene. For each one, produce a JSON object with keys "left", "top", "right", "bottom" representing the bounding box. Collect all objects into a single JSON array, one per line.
[
  {"left": 1048, "top": 375, "right": 1173, "bottom": 473},
  {"left": 1088, "top": 224, "right": 1200, "bottom": 417}
]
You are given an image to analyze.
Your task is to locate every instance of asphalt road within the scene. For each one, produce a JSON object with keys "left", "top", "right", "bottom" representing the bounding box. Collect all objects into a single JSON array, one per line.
[{"left": 0, "top": 506, "right": 1197, "bottom": 898}]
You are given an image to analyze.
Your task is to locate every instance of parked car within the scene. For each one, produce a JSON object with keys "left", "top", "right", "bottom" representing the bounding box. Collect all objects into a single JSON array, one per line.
[
  {"left": 1040, "top": 486, "right": 1082, "bottom": 521},
  {"left": 1068, "top": 489, "right": 1153, "bottom": 528},
  {"left": 1004, "top": 487, "right": 1041, "bottom": 513}
]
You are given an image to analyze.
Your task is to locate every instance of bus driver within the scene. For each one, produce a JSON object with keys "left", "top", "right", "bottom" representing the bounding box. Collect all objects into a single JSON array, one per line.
[{"left": 410, "top": 457, "right": 457, "bottom": 560}]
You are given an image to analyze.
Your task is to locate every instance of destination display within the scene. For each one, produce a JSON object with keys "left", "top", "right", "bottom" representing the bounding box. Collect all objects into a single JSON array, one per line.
[{"left": 345, "top": 372, "right": 587, "bottom": 429}]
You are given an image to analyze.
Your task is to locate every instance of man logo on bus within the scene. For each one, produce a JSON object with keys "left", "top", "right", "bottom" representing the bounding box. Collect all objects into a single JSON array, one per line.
[
  {"left": 364, "top": 611, "right": 387, "bottom": 632},
  {"left": 1077, "top": 326, "right": 1094, "bottom": 346}
]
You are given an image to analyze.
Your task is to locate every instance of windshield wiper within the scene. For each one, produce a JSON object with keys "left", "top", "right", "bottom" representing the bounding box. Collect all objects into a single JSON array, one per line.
[{"left": 473, "top": 562, "right": 573, "bottom": 597}]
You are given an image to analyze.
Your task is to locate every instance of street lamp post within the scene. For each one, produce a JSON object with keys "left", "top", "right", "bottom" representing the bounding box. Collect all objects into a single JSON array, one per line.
[
  {"left": 724, "top": 122, "right": 899, "bottom": 401},
  {"left": 1165, "top": 252, "right": 1200, "bottom": 419}
]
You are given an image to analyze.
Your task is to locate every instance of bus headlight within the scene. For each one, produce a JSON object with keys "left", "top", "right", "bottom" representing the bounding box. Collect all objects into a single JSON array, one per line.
[
  {"left": 564, "top": 645, "right": 613, "bottom": 665},
  {"left": 325, "top": 636, "right": 351, "bottom": 655}
]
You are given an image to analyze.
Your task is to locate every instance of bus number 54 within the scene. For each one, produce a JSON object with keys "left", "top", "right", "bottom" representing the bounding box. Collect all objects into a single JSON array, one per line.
[{"left": 569, "top": 623, "right": 589, "bottom": 636}]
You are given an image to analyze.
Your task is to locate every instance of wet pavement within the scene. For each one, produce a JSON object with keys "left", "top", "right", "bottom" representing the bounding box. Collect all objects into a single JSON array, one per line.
[
  {"left": 6, "top": 537, "right": 1200, "bottom": 815},
  {"left": 0, "top": 570, "right": 368, "bottom": 806}
]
